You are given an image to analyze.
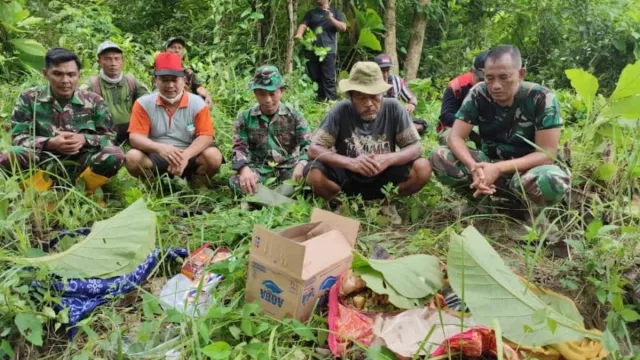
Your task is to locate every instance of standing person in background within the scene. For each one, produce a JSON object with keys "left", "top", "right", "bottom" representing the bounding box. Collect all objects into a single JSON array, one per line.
[
  {"left": 82, "top": 41, "right": 149, "bottom": 144},
  {"left": 165, "top": 37, "right": 213, "bottom": 108},
  {"left": 295, "top": 0, "right": 346, "bottom": 102}
]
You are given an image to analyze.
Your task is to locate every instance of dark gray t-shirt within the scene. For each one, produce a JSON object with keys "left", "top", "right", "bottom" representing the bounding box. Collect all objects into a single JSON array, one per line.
[
  {"left": 302, "top": 7, "right": 345, "bottom": 53},
  {"left": 311, "top": 98, "right": 420, "bottom": 158}
]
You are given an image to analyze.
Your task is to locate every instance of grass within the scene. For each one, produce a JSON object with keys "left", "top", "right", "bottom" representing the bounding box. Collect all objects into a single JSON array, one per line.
[{"left": 1, "top": 68, "right": 639, "bottom": 359}]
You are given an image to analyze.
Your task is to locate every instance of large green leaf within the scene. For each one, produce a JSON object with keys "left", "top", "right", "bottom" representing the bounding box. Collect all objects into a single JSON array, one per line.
[
  {"left": 358, "top": 29, "right": 381, "bottom": 51},
  {"left": 356, "top": 267, "right": 425, "bottom": 309},
  {"left": 610, "top": 60, "right": 640, "bottom": 100},
  {"left": 367, "top": 255, "right": 442, "bottom": 299},
  {"left": 594, "top": 163, "right": 618, "bottom": 181},
  {"left": 0, "top": 1, "right": 23, "bottom": 25},
  {"left": 605, "top": 95, "right": 640, "bottom": 119},
  {"left": 448, "top": 226, "right": 599, "bottom": 347},
  {"left": 565, "top": 69, "right": 598, "bottom": 115},
  {"left": 17, "top": 200, "right": 156, "bottom": 278},
  {"left": 10, "top": 38, "right": 46, "bottom": 70}
]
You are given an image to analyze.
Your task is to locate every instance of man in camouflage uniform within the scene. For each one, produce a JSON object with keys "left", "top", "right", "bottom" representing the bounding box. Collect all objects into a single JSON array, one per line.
[
  {"left": 165, "top": 37, "right": 213, "bottom": 107},
  {"left": 430, "top": 45, "right": 570, "bottom": 207},
  {"left": 0, "top": 48, "right": 124, "bottom": 193},
  {"left": 230, "top": 65, "right": 311, "bottom": 195}
]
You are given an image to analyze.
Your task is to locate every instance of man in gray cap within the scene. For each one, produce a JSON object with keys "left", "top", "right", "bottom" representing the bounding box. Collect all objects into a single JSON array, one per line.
[
  {"left": 165, "top": 37, "right": 213, "bottom": 108},
  {"left": 304, "top": 61, "right": 432, "bottom": 223},
  {"left": 82, "top": 41, "right": 149, "bottom": 144},
  {"left": 373, "top": 53, "right": 427, "bottom": 136}
]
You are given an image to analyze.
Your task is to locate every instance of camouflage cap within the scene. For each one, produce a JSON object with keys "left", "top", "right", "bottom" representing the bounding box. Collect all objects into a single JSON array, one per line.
[{"left": 249, "top": 65, "right": 286, "bottom": 92}]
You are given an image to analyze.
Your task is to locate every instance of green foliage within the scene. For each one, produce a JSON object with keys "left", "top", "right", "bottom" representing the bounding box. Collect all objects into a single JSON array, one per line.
[
  {"left": 354, "top": 7, "right": 386, "bottom": 52},
  {"left": 0, "top": 0, "right": 46, "bottom": 76}
]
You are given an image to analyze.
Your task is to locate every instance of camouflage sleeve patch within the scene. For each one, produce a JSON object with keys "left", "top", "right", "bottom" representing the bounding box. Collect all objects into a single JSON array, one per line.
[
  {"left": 11, "top": 91, "right": 49, "bottom": 150},
  {"left": 85, "top": 94, "right": 116, "bottom": 147},
  {"left": 455, "top": 85, "right": 480, "bottom": 125},
  {"left": 232, "top": 111, "right": 250, "bottom": 170},
  {"left": 535, "top": 91, "right": 562, "bottom": 130}
]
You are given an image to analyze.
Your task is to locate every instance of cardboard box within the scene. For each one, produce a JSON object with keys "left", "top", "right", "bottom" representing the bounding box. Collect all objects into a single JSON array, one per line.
[{"left": 245, "top": 208, "right": 360, "bottom": 321}]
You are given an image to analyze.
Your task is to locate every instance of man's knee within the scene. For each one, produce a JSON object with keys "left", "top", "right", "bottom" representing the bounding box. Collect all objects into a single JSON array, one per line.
[
  {"left": 519, "top": 165, "right": 571, "bottom": 205},
  {"left": 197, "top": 147, "right": 223, "bottom": 175},
  {"left": 411, "top": 158, "right": 432, "bottom": 183},
  {"left": 125, "top": 149, "right": 151, "bottom": 176},
  {"left": 429, "top": 146, "right": 455, "bottom": 174},
  {"left": 305, "top": 167, "right": 327, "bottom": 187},
  {"left": 90, "top": 146, "right": 124, "bottom": 177}
]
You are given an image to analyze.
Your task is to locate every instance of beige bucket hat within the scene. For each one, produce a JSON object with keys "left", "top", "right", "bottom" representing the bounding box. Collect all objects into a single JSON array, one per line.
[{"left": 339, "top": 61, "right": 392, "bottom": 95}]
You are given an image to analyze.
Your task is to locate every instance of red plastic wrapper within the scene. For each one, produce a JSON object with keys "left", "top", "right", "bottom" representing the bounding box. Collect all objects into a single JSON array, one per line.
[
  {"left": 327, "top": 273, "right": 376, "bottom": 357},
  {"left": 431, "top": 326, "right": 520, "bottom": 359}
]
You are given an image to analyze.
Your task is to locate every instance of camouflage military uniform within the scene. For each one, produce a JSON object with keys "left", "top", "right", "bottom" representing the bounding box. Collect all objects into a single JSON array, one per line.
[
  {"left": 430, "top": 82, "right": 570, "bottom": 206},
  {"left": 0, "top": 85, "right": 124, "bottom": 178},
  {"left": 230, "top": 103, "right": 311, "bottom": 192},
  {"left": 230, "top": 65, "right": 311, "bottom": 194}
]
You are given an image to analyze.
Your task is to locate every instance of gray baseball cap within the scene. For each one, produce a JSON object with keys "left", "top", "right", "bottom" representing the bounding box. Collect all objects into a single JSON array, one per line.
[{"left": 97, "top": 41, "right": 123, "bottom": 56}]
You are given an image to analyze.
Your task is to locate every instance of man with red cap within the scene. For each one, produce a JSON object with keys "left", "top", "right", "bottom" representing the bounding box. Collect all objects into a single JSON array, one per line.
[{"left": 124, "top": 52, "right": 222, "bottom": 186}]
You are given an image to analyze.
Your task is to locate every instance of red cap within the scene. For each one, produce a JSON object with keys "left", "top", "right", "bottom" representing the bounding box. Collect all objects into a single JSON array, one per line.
[{"left": 154, "top": 52, "right": 184, "bottom": 76}]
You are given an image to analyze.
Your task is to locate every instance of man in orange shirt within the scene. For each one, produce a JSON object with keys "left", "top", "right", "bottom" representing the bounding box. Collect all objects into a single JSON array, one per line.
[{"left": 124, "top": 52, "right": 222, "bottom": 186}]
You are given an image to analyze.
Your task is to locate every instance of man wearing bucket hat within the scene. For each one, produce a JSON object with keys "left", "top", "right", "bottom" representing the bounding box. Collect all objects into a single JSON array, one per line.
[
  {"left": 125, "top": 52, "right": 222, "bottom": 186},
  {"left": 230, "top": 65, "right": 311, "bottom": 195},
  {"left": 82, "top": 41, "right": 149, "bottom": 144},
  {"left": 305, "top": 62, "right": 432, "bottom": 221},
  {"left": 437, "top": 50, "right": 489, "bottom": 146},
  {"left": 373, "top": 53, "right": 428, "bottom": 136},
  {"left": 165, "top": 37, "right": 213, "bottom": 108}
]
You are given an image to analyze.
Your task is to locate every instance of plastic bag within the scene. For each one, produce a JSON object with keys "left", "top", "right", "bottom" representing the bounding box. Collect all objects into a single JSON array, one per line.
[
  {"left": 159, "top": 273, "right": 223, "bottom": 317},
  {"left": 327, "top": 273, "right": 377, "bottom": 357}
]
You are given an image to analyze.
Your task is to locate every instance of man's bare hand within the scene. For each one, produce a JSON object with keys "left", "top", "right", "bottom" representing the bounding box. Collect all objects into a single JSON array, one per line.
[
  {"left": 292, "top": 162, "right": 305, "bottom": 181},
  {"left": 238, "top": 166, "right": 258, "bottom": 195},
  {"left": 470, "top": 162, "right": 501, "bottom": 197},
  {"left": 406, "top": 103, "right": 416, "bottom": 114},
  {"left": 349, "top": 155, "right": 381, "bottom": 177},
  {"left": 157, "top": 143, "right": 184, "bottom": 168},
  {"left": 48, "top": 132, "right": 86, "bottom": 155}
]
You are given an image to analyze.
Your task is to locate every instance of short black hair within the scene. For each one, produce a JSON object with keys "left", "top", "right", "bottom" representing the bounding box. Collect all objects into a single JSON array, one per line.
[
  {"left": 486, "top": 45, "right": 522, "bottom": 69},
  {"left": 44, "top": 48, "right": 82, "bottom": 70}
]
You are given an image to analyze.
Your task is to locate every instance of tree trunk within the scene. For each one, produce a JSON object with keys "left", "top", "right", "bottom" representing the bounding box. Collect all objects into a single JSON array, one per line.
[
  {"left": 404, "top": 0, "right": 430, "bottom": 80},
  {"left": 285, "top": 0, "right": 297, "bottom": 73},
  {"left": 383, "top": 0, "right": 399, "bottom": 75}
]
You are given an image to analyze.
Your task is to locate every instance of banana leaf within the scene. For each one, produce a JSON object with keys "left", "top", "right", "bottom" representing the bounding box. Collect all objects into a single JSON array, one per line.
[
  {"left": 352, "top": 251, "right": 443, "bottom": 309},
  {"left": 17, "top": 199, "right": 156, "bottom": 279},
  {"left": 447, "top": 226, "right": 600, "bottom": 347}
]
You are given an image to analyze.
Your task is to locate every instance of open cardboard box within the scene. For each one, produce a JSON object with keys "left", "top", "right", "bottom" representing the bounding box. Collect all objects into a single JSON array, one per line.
[{"left": 245, "top": 208, "right": 360, "bottom": 321}]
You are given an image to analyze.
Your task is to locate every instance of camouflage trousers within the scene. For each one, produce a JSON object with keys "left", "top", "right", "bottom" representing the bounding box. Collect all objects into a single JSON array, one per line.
[
  {"left": 229, "top": 167, "right": 293, "bottom": 195},
  {"left": 430, "top": 146, "right": 571, "bottom": 206},
  {"left": 0, "top": 145, "right": 125, "bottom": 178}
]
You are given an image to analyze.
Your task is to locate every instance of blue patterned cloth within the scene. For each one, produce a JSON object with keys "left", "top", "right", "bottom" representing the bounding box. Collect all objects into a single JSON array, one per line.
[{"left": 44, "top": 229, "right": 188, "bottom": 339}]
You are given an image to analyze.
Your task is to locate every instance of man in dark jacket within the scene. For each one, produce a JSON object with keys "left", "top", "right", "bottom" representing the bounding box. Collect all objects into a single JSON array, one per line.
[{"left": 438, "top": 50, "right": 489, "bottom": 146}]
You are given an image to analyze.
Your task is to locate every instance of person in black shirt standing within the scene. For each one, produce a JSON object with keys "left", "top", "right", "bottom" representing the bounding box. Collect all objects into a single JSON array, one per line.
[{"left": 295, "top": 0, "right": 346, "bottom": 102}]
